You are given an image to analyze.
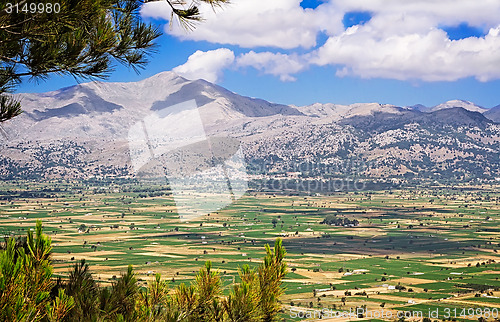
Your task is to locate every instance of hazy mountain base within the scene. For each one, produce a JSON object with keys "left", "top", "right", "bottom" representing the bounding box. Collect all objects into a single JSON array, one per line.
[
  {"left": 1, "top": 121, "right": 498, "bottom": 186},
  {"left": 2, "top": 115, "right": 499, "bottom": 185}
]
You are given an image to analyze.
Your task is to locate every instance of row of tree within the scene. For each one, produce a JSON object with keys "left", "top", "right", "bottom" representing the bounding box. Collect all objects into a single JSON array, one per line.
[
  {"left": 320, "top": 215, "right": 359, "bottom": 227},
  {"left": 0, "top": 221, "right": 287, "bottom": 321}
]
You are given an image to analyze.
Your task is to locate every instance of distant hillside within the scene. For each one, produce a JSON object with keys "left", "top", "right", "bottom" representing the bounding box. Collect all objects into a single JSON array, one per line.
[
  {"left": 430, "top": 99, "right": 488, "bottom": 113},
  {"left": 485, "top": 104, "right": 500, "bottom": 123},
  {"left": 1, "top": 72, "right": 499, "bottom": 183}
]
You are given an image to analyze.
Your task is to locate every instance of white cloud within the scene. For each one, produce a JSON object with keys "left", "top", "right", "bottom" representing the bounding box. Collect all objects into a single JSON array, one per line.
[
  {"left": 311, "top": 22, "right": 500, "bottom": 82},
  {"left": 237, "top": 51, "right": 307, "bottom": 82},
  {"left": 141, "top": 0, "right": 336, "bottom": 49},
  {"left": 329, "top": 0, "right": 500, "bottom": 30},
  {"left": 311, "top": 0, "right": 500, "bottom": 81},
  {"left": 140, "top": 1, "right": 172, "bottom": 20},
  {"left": 173, "top": 49, "right": 235, "bottom": 83},
  {"left": 145, "top": 0, "right": 500, "bottom": 82}
]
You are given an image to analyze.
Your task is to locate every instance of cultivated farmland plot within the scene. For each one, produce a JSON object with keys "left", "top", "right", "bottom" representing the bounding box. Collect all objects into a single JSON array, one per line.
[{"left": 0, "top": 181, "right": 499, "bottom": 321}]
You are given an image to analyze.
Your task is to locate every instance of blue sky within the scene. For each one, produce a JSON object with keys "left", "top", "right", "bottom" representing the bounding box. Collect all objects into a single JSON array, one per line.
[{"left": 16, "top": 0, "right": 500, "bottom": 108}]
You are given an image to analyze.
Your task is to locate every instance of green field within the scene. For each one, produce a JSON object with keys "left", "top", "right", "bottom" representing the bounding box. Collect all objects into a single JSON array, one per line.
[{"left": 1, "top": 180, "right": 499, "bottom": 321}]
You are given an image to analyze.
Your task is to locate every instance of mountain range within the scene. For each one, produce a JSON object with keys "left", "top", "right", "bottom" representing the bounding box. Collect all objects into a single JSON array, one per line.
[{"left": 1, "top": 71, "right": 499, "bottom": 184}]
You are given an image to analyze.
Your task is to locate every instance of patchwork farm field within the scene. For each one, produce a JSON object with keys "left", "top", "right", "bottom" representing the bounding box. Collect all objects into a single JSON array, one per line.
[{"left": 1, "top": 180, "right": 499, "bottom": 321}]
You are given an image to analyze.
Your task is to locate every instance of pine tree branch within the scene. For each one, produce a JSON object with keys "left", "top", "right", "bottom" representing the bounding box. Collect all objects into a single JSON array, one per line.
[
  {"left": 6, "top": 68, "right": 68, "bottom": 78},
  {"left": 0, "top": 56, "right": 23, "bottom": 64},
  {"left": 0, "top": 15, "right": 37, "bottom": 30}
]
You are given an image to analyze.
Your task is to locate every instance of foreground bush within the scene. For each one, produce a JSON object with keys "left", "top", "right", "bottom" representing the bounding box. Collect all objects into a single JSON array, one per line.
[
  {"left": 0, "top": 221, "right": 74, "bottom": 321},
  {"left": 0, "top": 221, "right": 287, "bottom": 321}
]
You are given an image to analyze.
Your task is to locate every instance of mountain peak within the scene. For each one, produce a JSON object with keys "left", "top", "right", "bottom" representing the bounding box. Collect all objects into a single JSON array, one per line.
[
  {"left": 142, "top": 71, "right": 187, "bottom": 82},
  {"left": 431, "top": 99, "right": 487, "bottom": 113}
]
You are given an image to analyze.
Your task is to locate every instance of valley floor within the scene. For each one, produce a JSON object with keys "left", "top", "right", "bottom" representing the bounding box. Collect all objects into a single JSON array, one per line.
[{"left": 0, "top": 181, "right": 499, "bottom": 321}]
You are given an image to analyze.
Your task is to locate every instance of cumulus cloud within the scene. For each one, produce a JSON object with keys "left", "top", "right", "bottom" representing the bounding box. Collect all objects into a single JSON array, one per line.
[
  {"left": 173, "top": 49, "right": 235, "bottom": 83},
  {"left": 329, "top": 0, "right": 500, "bottom": 31},
  {"left": 145, "top": 0, "right": 500, "bottom": 82},
  {"left": 311, "top": 21, "right": 500, "bottom": 82},
  {"left": 140, "top": 1, "right": 172, "bottom": 20},
  {"left": 141, "top": 0, "right": 336, "bottom": 49},
  {"left": 237, "top": 52, "right": 307, "bottom": 82}
]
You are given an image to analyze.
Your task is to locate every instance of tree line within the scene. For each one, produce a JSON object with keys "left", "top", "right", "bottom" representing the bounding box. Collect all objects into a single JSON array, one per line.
[{"left": 321, "top": 215, "right": 359, "bottom": 227}]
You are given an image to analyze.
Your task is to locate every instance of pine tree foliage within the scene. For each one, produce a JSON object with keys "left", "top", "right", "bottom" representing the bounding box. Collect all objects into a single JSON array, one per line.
[
  {"left": 223, "top": 268, "right": 259, "bottom": 322},
  {"left": 46, "top": 289, "right": 75, "bottom": 322},
  {"left": 64, "top": 259, "right": 100, "bottom": 320},
  {"left": 174, "top": 282, "right": 197, "bottom": 319},
  {"left": 0, "top": 220, "right": 63, "bottom": 321},
  {"left": 257, "top": 238, "right": 287, "bottom": 322},
  {"left": 0, "top": 0, "right": 228, "bottom": 123},
  {"left": 0, "top": 223, "right": 287, "bottom": 321},
  {"left": 192, "top": 261, "right": 221, "bottom": 320},
  {"left": 109, "top": 265, "right": 139, "bottom": 319},
  {"left": 156, "top": 0, "right": 229, "bottom": 30},
  {"left": 137, "top": 273, "right": 173, "bottom": 321}
]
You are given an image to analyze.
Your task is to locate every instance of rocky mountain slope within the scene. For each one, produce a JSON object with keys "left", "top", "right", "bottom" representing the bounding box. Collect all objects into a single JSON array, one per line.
[
  {"left": 485, "top": 104, "right": 500, "bottom": 123},
  {"left": 1, "top": 72, "right": 499, "bottom": 183}
]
